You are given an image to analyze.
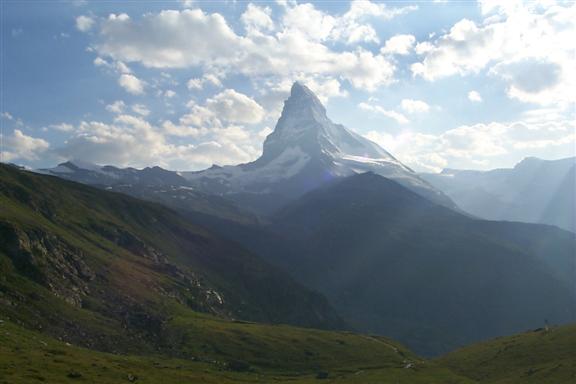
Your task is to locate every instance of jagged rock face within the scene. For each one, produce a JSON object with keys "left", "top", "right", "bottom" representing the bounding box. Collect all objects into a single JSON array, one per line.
[
  {"left": 0, "top": 219, "right": 230, "bottom": 316},
  {"left": 0, "top": 223, "right": 95, "bottom": 306},
  {"left": 260, "top": 82, "right": 398, "bottom": 166},
  {"left": 259, "top": 83, "right": 330, "bottom": 163},
  {"left": 182, "top": 82, "right": 456, "bottom": 213}
]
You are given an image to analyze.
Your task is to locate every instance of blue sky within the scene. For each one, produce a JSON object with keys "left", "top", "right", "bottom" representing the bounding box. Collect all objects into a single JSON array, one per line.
[{"left": 1, "top": 0, "right": 574, "bottom": 172}]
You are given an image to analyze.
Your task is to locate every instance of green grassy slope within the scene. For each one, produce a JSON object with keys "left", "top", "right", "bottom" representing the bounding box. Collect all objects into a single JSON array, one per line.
[
  {"left": 0, "top": 163, "right": 343, "bottom": 354},
  {"left": 0, "top": 164, "right": 475, "bottom": 383},
  {"left": 0, "top": 317, "right": 473, "bottom": 384},
  {"left": 438, "top": 323, "right": 576, "bottom": 383}
]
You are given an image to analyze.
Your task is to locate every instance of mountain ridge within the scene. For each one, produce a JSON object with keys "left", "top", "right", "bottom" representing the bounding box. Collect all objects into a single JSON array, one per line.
[
  {"left": 421, "top": 156, "right": 576, "bottom": 232},
  {"left": 38, "top": 82, "right": 456, "bottom": 216},
  {"left": 37, "top": 160, "right": 258, "bottom": 224},
  {"left": 181, "top": 82, "right": 456, "bottom": 214}
]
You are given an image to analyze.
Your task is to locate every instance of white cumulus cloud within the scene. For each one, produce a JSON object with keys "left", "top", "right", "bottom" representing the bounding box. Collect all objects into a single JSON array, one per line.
[
  {"left": 56, "top": 114, "right": 264, "bottom": 170},
  {"left": 364, "top": 118, "right": 575, "bottom": 172},
  {"left": 118, "top": 74, "right": 145, "bottom": 95},
  {"left": 91, "top": 6, "right": 405, "bottom": 91},
  {"left": 468, "top": 91, "right": 483, "bottom": 102},
  {"left": 206, "top": 89, "right": 265, "bottom": 124},
  {"left": 1, "top": 130, "right": 50, "bottom": 162},
  {"left": 411, "top": 2, "right": 575, "bottom": 106},
  {"left": 105, "top": 100, "right": 126, "bottom": 114},
  {"left": 242, "top": 4, "right": 275, "bottom": 34},
  {"left": 187, "top": 73, "right": 223, "bottom": 90},
  {"left": 131, "top": 104, "right": 150, "bottom": 116},
  {"left": 359, "top": 102, "right": 409, "bottom": 124},
  {"left": 400, "top": 99, "right": 430, "bottom": 114},
  {"left": 75, "top": 15, "right": 95, "bottom": 32},
  {"left": 381, "top": 34, "right": 416, "bottom": 55}
]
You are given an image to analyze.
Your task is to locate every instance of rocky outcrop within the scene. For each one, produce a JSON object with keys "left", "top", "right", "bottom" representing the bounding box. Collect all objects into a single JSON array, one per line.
[{"left": 0, "top": 222, "right": 94, "bottom": 306}]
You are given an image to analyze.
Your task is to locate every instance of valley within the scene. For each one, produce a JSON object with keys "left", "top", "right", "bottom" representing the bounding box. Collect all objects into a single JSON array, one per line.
[{"left": 1, "top": 83, "right": 574, "bottom": 383}]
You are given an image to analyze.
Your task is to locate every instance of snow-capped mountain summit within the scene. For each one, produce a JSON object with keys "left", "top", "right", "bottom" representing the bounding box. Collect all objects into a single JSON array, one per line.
[
  {"left": 261, "top": 82, "right": 400, "bottom": 165},
  {"left": 183, "top": 82, "right": 455, "bottom": 213}
]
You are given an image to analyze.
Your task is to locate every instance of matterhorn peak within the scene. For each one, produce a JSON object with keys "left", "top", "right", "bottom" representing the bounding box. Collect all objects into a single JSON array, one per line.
[
  {"left": 257, "top": 83, "right": 332, "bottom": 162},
  {"left": 289, "top": 82, "right": 323, "bottom": 107},
  {"left": 182, "top": 82, "right": 456, "bottom": 213},
  {"left": 261, "top": 81, "right": 396, "bottom": 164},
  {"left": 280, "top": 82, "right": 327, "bottom": 120}
]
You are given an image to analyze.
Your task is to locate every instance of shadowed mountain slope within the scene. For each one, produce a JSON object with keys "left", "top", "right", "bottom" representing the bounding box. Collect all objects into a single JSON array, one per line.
[{"left": 269, "top": 172, "right": 576, "bottom": 356}]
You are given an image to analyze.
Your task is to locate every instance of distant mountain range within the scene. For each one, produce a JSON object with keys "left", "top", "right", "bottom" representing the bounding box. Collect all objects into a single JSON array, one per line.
[
  {"left": 421, "top": 157, "right": 576, "bottom": 232},
  {"left": 40, "top": 82, "right": 455, "bottom": 216},
  {"left": 37, "top": 160, "right": 258, "bottom": 225}
]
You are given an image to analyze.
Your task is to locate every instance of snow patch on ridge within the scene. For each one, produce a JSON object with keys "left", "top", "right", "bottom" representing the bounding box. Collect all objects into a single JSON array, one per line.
[{"left": 184, "top": 146, "right": 311, "bottom": 191}]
